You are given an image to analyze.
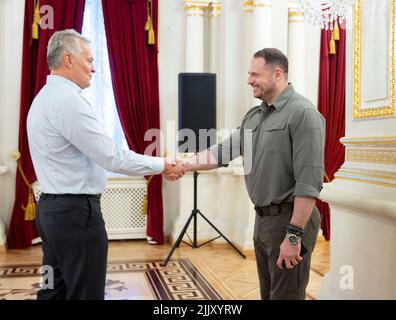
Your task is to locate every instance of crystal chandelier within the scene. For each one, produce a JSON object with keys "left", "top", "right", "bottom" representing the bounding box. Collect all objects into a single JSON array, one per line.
[{"left": 298, "top": 0, "right": 354, "bottom": 30}]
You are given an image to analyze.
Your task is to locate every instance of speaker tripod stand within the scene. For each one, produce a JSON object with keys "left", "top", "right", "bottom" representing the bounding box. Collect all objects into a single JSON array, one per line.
[{"left": 162, "top": 171, "right": 246, "bottom": 266}]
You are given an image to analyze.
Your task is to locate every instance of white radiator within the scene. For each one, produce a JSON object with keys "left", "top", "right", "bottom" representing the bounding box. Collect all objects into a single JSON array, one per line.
[
  {"left": 33, "top": 176, "right": 148, "bottom": 240},
  {"left": 101, "top": 177, "right": 147, "bottom": 239}
]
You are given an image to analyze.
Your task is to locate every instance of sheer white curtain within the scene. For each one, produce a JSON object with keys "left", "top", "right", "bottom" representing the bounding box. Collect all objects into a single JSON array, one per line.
[{"left": 81, "top": 0, "right": 128, "bottom": 156}]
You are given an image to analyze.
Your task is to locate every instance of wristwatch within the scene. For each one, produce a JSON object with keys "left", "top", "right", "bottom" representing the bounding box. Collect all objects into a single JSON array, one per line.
[{"left": 286, "top": 232, "right": 301, "bottom": 245}]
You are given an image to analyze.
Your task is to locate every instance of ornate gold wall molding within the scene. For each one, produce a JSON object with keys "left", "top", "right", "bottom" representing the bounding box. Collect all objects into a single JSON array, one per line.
[
  {"left": 288, "top": 11, "right": 304, "bottom": 17},
  {"left": 353, "top": 0, "right": 396, "bottom": 119},
  {"left": 341, "top": 136, "right": 396, "bottom": 146},
  {"left": 209, "top": 1, "right": 222, "bottom": 17},
  {"left": 185, "top": 0, "right": 222, "bottom": 16},
  {"left": 341, "top": 137, "right": 396, "bottom": 166},
  {"left": 243, "top": 0, "right": 271, "bottom": 12},
  {"left": 345, "top": 148, "right": 396, "bottom": 164},
  {"left": 185, "top": 0, "right": 211, "bottom": 6},
  {"left": 243, "top": 0, "right": 253, "bottom": 13},
  {"left": 287, "top": 1, "right": 304, "bottom": 24},
  {"left": 288, "top": 11, "right": 304, "bottom": 23},
  {"left": 253, "top": 1, "right": 272, "bottom": 8},
  {"left": 184, "top": 0, "right": 210, "bottom": 11},
  {"left": 186, "top": 13, "right": 205, "bottom": 17},
  {"left": 185, "top": 6, "right": 206, "bottom": 17}
]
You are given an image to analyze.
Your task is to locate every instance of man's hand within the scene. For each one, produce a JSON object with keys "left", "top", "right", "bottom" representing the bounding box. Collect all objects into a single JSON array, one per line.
[
  {"left": 276, "top": 238, "right": 303, "bottom": 270},
  {"left": 162, "top": 158, "right": 186, "bottom": 181},
  {"left": 178, "top": 150, "right": 219, "bottom": 172}
]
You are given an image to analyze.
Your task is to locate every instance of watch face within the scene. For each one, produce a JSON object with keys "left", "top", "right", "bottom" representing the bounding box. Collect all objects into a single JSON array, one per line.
[{"left": 288, "top": 234, "right": 299, "bottom": 245}]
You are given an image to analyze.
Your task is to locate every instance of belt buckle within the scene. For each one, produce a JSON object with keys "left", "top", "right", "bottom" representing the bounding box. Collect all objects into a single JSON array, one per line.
[{"left": 270, "top": 204, "right": 281, "bottom": 216}]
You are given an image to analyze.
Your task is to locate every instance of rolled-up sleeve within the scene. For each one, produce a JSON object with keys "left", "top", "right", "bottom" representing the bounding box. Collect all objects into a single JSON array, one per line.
[
  {"left": 291, "top": 109, "right": 325, "bottom": 198},
  {"left": 209, "top": 128, "right": 241, "bottom": 167}
]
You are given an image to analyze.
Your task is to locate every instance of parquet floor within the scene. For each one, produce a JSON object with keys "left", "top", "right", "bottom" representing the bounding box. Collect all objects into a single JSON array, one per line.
[{"left": 0, "top": 235, "right": 329, "bottom": 300}]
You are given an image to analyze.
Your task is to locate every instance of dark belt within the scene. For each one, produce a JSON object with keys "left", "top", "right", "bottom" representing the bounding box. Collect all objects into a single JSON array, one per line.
[
  {"left": 40, "top": 193, "right": 101, "bottom": 200},
  {"left": 255, "top": 202, "right": 294, "bottom": 216}
]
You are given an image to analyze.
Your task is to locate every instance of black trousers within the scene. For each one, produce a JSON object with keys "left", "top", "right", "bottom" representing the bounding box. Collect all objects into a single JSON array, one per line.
[
  {"left": 35, "top": 194, "right": 108, "bottom": 300},
  {"left": 253, "top": 206, "right": 321, "bottom": 300}
]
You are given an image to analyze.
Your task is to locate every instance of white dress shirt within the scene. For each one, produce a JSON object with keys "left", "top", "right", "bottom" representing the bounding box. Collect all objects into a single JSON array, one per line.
[{"left": 27, "top": 75, "right": 164, "bottom": 194}]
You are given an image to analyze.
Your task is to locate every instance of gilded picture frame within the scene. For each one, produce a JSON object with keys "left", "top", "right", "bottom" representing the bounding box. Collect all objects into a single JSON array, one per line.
[{"left": 353, "top": 0, "right": 396, "bottom": 119}]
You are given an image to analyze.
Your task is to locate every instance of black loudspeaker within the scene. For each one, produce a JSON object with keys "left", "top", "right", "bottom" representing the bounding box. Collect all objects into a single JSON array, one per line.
[{"left": 178, "top": 73, "right": 216, "bottom": 153}]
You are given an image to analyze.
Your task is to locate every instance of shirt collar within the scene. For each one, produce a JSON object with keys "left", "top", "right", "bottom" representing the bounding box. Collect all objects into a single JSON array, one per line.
[
  {"left": 260, "top": 83, "right": 295, "bottom": 111},
  {"left": 46, "top": 75, "right": 82, "bottom": 94}
]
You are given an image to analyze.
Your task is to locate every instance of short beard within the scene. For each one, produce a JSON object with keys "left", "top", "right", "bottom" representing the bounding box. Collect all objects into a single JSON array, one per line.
[{"left": 260, "top": 86, "right": 276, "bottom": 104}]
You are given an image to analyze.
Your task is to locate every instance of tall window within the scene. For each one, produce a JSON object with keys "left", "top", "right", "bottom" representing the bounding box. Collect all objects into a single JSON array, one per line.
[{"left": 81, "top": 0, "right": 129, "bottom": 168}]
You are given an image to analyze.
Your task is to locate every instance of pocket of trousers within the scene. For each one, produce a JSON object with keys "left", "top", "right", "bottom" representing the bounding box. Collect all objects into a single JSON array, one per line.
[
  {"left": 42, "top": 198, "right": 90, "bottom": 228},
  {"left": 85, "top": 197, "right": 105, "bottom": 228}
]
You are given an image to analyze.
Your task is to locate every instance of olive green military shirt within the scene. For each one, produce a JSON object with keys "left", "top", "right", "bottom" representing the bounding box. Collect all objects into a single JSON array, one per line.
[{"left": 209, "top": 84, "right": 325, "bottom": 207}]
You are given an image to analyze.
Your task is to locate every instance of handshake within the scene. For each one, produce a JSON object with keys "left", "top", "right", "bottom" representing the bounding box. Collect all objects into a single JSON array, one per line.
[
  {"left": 162, "top": 158, "right": 189, "bottom": 181},
  {"left": 161, "top": 151, "right": 218, "bottom": 181}
]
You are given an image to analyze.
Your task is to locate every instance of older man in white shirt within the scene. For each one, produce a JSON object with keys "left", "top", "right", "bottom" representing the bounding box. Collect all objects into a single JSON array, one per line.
[{"left": 27, "top": 29, "right": 183, "bottom": 300}]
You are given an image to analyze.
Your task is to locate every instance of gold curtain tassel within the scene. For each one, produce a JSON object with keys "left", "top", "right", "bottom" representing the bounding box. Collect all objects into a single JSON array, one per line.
[
  {"left": 146, "top": 0, "right": 155, "bottom": 45},
  {"left": 142, "top": 175, "right": 154, "bottom": 214},
  {"left": 142, "top": 194, "right": 148, "bottom": 215},
  {"left": 22, "top": 188, "right": 36, "bottom": 221},
  {"left": 12, "top": 150, "right": 36, "bottom": 221},
  {"left": 329, "top": 30, "right": 336, "bottom": 55},
  {"left": 329, "top": 39, "right": 336, "bottom": 54},
  {"left": 32, "top": 0, "right": 40, "bottom": 40},
  {"left": 148, "top": 27, "right": 155, "bottom": 45},
  {"left": 145, "top": 16, "right": 151, "bottom": 31},
  {"left": 32, "top": 23, "right": 39, "bottom": 40}
]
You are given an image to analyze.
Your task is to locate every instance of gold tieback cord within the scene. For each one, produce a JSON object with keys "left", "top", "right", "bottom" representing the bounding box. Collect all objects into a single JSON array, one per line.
[
  {"left": 11, "top": 151, "right": 36, "bottom": 221},
  {"left": 32, "top": 0, "right": 40, "bottom": 40},
  {"left": 144, "top": 0, "right": 155, "bottom": 45},
  {"left": 143, "top": 175, "right": 154, "bottom": 215}
]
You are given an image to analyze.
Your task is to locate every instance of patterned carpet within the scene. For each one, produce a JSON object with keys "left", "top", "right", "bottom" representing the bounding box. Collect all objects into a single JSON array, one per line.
[{"left": 0, "top": 259, "right": 223, "bottom": 300}]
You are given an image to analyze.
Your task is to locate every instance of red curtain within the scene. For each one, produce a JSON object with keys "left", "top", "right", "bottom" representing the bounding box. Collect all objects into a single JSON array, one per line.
[
  {"left": 316, "top": 24, "right": 346, "bottom": 241},
  {"left": 7, "top": 0, "right": 86, "bottom": 249},
  {"left": 102, "top": 0, "right": 164, "bottom": 244}
]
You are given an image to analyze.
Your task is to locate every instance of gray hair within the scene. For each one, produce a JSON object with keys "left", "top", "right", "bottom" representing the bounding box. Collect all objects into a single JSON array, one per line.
[{"left": 47, "top": 29, "right": 90, "bottom": 70}]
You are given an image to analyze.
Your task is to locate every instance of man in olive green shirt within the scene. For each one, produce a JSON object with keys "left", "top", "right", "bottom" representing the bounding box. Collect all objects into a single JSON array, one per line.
[{"left": 182, "top": 48, "right": 325, "bottom": 300}]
